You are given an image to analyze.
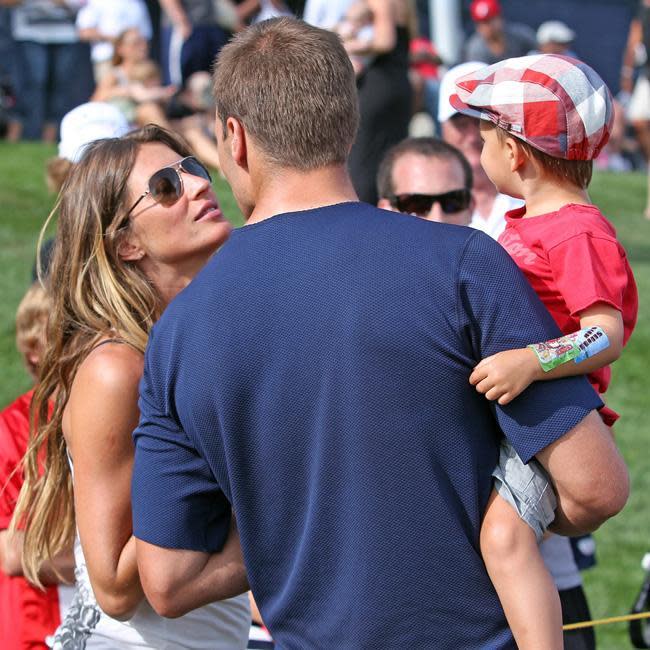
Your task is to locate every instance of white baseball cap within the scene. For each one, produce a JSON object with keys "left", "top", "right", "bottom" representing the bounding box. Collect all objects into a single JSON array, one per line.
[
  {"left": 438, "top": 61, "right": 486, "bottom": 124},
  {"left": 58, "top": 102, "right": 131, "bottom": 163},
  {"left": 536, "top": 21, "right": 575, "bottom": 46}
]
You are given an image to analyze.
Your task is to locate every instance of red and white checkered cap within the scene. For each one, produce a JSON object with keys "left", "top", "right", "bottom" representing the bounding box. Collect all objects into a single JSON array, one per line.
[{"left": 450, "top": 54, "right": 613, "bottom": 160}]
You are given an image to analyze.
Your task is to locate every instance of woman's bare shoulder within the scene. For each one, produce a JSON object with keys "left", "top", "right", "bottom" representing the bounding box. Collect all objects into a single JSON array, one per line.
[
  {"left": 75, "top": 340, "right": 144, "bottom": 389},
  {"left": 65, "top": 341, "right": 144, "bottom": 453}
]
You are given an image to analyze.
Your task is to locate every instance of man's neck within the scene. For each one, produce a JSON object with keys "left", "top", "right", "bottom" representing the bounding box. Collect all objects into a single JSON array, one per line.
[
  {"left": 246, "top": 164, "right": 359, "bottom": 225},
  {"left": 472, "top": 184, "right": 498, "bottom": 222}
]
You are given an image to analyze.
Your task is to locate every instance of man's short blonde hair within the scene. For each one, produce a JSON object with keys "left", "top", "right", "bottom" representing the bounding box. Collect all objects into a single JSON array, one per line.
[{"left": 213, "top": 18, "right": 359, "bottom": 170}]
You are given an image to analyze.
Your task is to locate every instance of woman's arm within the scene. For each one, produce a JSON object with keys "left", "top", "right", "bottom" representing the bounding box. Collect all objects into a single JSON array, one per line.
[
  {"left": 66, "top": 343, "right": 145, "bottom": 620},
  {"left": 345, "top": 0, "right": 397, "bottom": 56}
]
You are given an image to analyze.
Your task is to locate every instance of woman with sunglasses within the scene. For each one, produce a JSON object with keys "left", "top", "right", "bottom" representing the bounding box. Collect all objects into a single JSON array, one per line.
[{"left": 13, "top": 125, "right": 250, "bottom": 649}]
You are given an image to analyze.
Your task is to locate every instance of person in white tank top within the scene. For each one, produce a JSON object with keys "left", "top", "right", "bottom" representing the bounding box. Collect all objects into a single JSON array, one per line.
[{"left": 13, "top": 125, "right": 251, "bottom": 650}]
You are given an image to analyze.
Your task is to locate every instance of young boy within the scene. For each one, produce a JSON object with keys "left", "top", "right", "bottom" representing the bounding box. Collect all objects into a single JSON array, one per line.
[
  {"left": 0, "top": 284, "right": 75, "bottom": 649},
  {"left": 450, "top": 54, "right": 638, "bottom": 649}
]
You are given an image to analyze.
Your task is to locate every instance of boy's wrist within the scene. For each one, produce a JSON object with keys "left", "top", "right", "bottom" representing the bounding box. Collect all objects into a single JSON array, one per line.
[
  {"left": 526, "top": 346, "right": 545, "bottom": 380},
  {"left": 528, "top": 327, "right": 609, "bottom": 373}
]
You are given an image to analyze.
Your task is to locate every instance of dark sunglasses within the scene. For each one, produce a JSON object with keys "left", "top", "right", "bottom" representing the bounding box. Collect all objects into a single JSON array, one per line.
[
  {"left": 127, "top": 156, "right": 212, "bottom": 215},
  {"left": 388, "top": 189, "right": 471, "bottom": 217}
]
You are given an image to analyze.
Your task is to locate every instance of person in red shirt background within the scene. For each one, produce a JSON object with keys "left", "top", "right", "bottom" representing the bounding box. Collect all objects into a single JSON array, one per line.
[
  {"left": 0, "top": 283, "right": 75, "bottom": 650},
  {"left": 409, "top": 34, "right": 443, "bottom": 133}
]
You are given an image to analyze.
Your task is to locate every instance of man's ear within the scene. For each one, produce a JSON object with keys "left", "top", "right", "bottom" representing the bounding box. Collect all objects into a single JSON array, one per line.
[
  {"left": 378, "top": 198, "right": 394, "bottom": 211},
  {"left": 227, "top": 117, "right": 248, "bottom": 170}
]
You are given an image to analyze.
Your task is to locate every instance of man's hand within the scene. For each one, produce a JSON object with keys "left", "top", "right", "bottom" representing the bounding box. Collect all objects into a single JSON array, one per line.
[{"left": 470, "top": 347, "right": 540, "bottom": 405}]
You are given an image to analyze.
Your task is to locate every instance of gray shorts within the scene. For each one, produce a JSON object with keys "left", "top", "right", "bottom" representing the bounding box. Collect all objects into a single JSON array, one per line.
[{"left": 492, "top": 440, "right": 557, "bottom": 542}]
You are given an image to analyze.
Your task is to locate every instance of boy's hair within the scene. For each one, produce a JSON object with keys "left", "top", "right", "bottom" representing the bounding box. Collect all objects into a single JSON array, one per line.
[
  {"left": 15, "top": 283, "right": 50, "bottom": 370},
  {"left": 377, "top": 137, "right": 473, "bottom": 199},
  {"left": 495, "top": 126, "right": 593, "bottom": 189},
  {"left": 213, "top": 17, "right": 359, "bottom": 170}
]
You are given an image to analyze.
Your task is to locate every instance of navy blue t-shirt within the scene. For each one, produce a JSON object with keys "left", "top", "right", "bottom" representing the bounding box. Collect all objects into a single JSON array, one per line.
[{"left": 132, "top": 202, "right": 601, "bottom": 649}]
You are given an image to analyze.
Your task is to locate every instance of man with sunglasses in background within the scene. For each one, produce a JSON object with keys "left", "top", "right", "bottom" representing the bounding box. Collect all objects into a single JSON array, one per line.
[{"left": 377, "top": 137, "right": 474, "bottom": 225}]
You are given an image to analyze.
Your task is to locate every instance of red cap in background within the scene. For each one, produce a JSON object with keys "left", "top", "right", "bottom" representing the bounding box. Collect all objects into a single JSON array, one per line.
[{"left": 470, "top": 0, "right": 501, "bottom": 22}]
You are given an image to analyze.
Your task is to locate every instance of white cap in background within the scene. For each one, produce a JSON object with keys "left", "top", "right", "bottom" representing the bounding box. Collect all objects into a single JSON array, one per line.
[
  {"left": 438, "top": 61, "right": 486, "bottom": 124},
  {"left": 58, "top": 103, "right": 131, "bottom": 163},
  {"left": 536, "top": 20, "right": 575, "bottom": 46}
]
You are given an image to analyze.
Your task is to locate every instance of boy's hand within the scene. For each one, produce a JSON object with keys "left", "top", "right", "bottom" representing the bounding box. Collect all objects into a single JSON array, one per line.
[{"left": 469, "top": 348, "right": 541, "bottom": 405}]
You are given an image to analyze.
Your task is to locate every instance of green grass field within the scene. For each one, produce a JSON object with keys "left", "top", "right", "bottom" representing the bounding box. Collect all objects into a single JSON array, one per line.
[{"left": 1, "top": 142, "right": 648, "bottom": 648}]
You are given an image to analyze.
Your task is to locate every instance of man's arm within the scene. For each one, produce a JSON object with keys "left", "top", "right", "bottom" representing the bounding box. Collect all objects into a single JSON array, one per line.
[
  {"left": 535, "top": 410, "right": 629, "bottom": 536},
  {"left": 136, "top": 517, "right": 248, "bottom": 618}
]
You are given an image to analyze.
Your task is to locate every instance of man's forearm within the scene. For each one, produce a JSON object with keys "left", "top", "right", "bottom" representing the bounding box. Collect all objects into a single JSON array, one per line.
[
  {"left": 136, "top": 525, "right": 249, "bottom": 618},
  {"left": 537, "top": 411, "right": 629, "bottom": 536}
]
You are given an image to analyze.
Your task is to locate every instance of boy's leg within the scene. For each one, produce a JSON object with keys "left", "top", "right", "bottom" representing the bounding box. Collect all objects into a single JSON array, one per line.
[{"left": 481, "top": 489, "right": 563, "bottom": 650}]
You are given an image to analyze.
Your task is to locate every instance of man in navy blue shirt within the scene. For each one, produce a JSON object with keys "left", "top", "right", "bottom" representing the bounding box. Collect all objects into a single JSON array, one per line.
[{"left": 131, "top": 18, "right": 629, "bottom": 649}]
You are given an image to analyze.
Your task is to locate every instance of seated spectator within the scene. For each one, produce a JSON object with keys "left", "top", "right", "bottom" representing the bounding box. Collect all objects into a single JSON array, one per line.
[
  {"left": 1, "top": 283, "right": 75, "bottom": 650},
  {"left": 92, "top": 30, "right": 223, "bottom": 170},
  {"left": 462, "top": 0, "right": 536, "bottom": 65},
  {"left": 92, "top": 29, "right": 176, "bottom": 129},
  {"left": 76, "top": 0, "right": 152, "bottom": 82},
  {"left": 377, "top": 137, "right": 473, "bottom": 225}
]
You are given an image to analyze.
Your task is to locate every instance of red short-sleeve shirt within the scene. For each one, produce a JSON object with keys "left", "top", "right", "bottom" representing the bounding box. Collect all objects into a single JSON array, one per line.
[
  {"left": 499, "top": 204, "right": 638, "bottom": 424},
  {"left": 0, "top": 391, "right": 62, "bottom": 649}
]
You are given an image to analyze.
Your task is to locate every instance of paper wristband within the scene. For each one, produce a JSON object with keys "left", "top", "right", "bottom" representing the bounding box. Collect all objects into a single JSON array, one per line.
[{"left": 528, "top": 326, "right": 610, "bottom": 373}]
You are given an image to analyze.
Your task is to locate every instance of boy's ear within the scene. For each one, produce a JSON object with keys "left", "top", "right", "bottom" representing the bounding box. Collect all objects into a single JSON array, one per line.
[{"left": 506, "top": 136, "right": 527, "bottom": 172}]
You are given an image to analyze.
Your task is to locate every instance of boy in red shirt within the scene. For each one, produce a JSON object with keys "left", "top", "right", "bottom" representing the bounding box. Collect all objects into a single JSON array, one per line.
[
  {"left": 450, "top": 54, "right": 638, "bottom": 649},
  {"left": 0, "top": 284, "right": 75, "bottom": 649}
]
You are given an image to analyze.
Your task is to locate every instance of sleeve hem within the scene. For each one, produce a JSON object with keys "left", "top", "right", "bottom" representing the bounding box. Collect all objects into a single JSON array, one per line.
[
  {"left": 567, "top": 296, "right": 623, "bottom": 319},
  {"left": 517, "top": 403, "right": 602, "bottom": 464}
]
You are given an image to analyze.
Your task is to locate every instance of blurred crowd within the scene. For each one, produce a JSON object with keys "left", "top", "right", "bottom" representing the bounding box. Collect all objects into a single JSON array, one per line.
[
  {"left": 0, "top": 1, "right": 647, "bottom": 180},
  {"left": 0, "top": 3, "right": 648, "bottom": 650}
]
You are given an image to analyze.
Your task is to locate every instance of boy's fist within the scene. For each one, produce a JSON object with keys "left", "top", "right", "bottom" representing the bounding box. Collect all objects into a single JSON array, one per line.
[{"left": 469, "top": 348, "right": 540, "bottom": 405}]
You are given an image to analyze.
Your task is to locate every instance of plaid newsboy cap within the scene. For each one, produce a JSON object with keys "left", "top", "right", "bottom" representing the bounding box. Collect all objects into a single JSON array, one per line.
[{"left": 450, "top": 54, "right": 614, "bottom": 160}]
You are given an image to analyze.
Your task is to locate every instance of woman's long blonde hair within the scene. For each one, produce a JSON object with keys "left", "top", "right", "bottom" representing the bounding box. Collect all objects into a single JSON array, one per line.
[{"left": 12, "top": 125, "right": 194, "bottom": 586}]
